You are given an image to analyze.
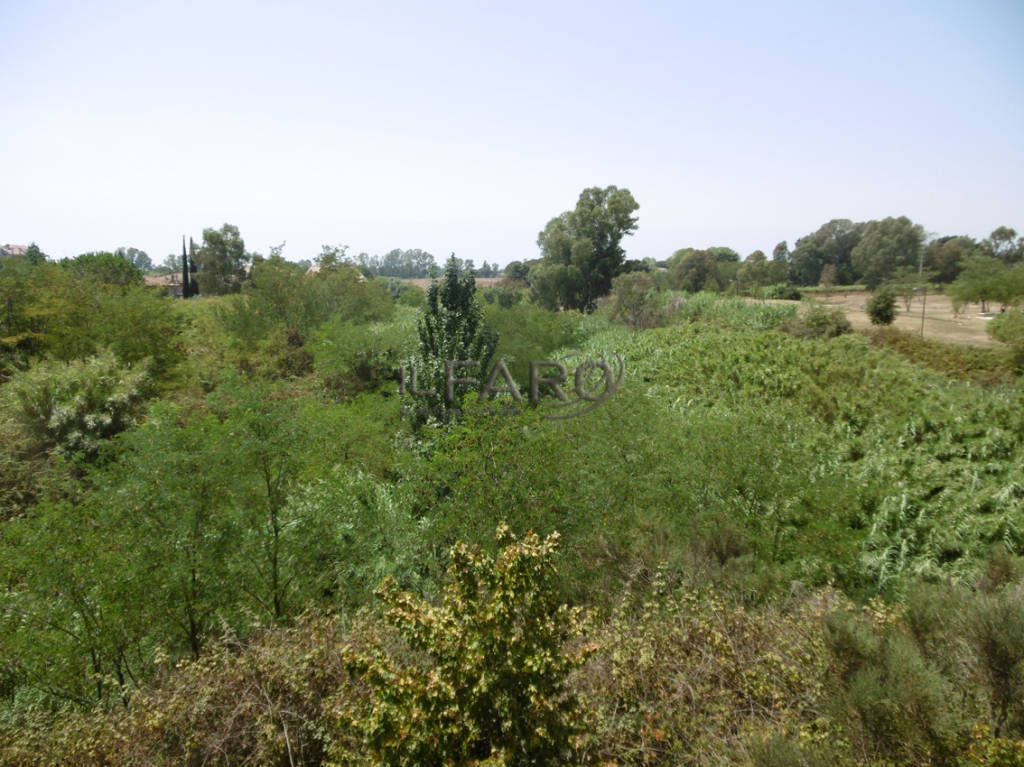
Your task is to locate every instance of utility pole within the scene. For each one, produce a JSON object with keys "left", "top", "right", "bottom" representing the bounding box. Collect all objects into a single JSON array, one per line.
[{"left": 920, "top": 285, "right": 927, "bottom": 337}]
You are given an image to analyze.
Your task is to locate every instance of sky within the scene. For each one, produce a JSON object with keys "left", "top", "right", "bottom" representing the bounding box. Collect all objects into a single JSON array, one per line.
[{"left": 1, "top": 0, "right": 1022, "bottom": 268}]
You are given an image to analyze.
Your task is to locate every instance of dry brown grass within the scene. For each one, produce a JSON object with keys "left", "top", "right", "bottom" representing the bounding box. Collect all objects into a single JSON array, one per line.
[
  {"left": 399, "top": 276, "right": 506, "bottom": 290},
  {"left": 804, "top": 290, "right": 1000, "bottom": 348}
]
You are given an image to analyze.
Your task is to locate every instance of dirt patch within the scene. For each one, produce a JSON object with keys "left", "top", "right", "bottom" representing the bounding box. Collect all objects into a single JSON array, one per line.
[
  {"left": 399, "top": 277, "right": 507, "bottom": 290},
  {"left": 805, "top": 291, "right": 1000, "bottom": 348}
]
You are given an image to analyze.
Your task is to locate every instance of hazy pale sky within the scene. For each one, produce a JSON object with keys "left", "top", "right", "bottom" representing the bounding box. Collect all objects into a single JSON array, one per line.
[{"left": 2, "top": 0, "right": 1021, "bottom": 267}]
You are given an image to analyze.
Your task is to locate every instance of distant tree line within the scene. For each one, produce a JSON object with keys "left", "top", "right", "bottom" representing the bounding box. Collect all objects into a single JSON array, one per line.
[{"left": 504, "top": 206, "right": 1024, "bottom": 311}]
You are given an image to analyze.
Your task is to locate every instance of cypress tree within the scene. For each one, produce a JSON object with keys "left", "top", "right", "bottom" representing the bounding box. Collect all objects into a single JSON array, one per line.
[{"left": 181, "top": 236, "right": 190, "bottom": 299}]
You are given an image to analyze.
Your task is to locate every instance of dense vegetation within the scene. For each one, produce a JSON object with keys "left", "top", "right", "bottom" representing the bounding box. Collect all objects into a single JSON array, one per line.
[{"left": 1, "top": 218, "right": 1024, "bottom": 765}]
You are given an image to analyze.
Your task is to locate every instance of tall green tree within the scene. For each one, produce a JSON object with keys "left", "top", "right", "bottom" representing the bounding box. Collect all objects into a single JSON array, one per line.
[
  {"left": 790, "top": 219, "right": 864, "bottom": 286},
  {"left": 115, "top": 246, "right": 152, "bottom": 272},
  {"left": 772, "top": 240, "right": 789, "bottom": 263},
  {"left": 984, "top": 226, "right": 1023, "bottom": 265},
  {"left": 948, "top": 256, "right": 1023, "bottom": 313},
  {"left": 532, "top": 186, "right": 639, "bottom": 311},
  {"left": 924, "top": 235, "right": 980, "bottom": 283},
  {"left": 194, "top": 224, "right": 249, "bottom": 295},
  {"left": 851, "top": 216, "right": 925, "bottom": 289},
  {"left": 23, "top": 242, "right": 47, "bottom": 266},
  {"left": 669, "top": 249, "right": 720, "bottom": 292},
  {"left": 411, "top": 255, "right": 498, "bottom": 420}
]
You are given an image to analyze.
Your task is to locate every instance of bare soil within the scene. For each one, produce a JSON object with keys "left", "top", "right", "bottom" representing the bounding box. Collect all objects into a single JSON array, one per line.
[
  {"left": 803, "top": 290, "right": 1000, "bottom": 348},
  {"left": 400, "top": 277, "right": 506, "bottom": 290}
]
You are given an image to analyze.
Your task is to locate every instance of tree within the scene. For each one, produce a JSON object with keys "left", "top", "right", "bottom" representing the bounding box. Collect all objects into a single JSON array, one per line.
[
  {"left": 60, "top": 251, "right": 144, "bottom": 288},
  {"left": 948, "top": 256, "right": 1012, "bottom": 313},
  {"left": 984, "top": 226, "right": 1023, "bottom": 265},
  {"left": 532, "top": 186, "right": 639, "bottom": 311},
  {"left": 669, "top": 249, "right": 720, "bottom": 292},
  {"left": 610, "top": 270, "right": 661, "bottom": 328},
  {"left": 924, "top": 236, "right": 979, "bottom": 283},
  {"left": 23, "top": 242, "right": 47, "bottom": 266},
  {"left": 411, "top": 255, "right": 498, "bottom": 421},
  {"left": 789, "top": 219, "right": 864, "bottom": 286},
  {"left": 504, "top": 260, "right": 530, "bottom": 282},
  {"left": 772, "top": 241, "right": 789, "bottom": 263},
  {"left": 866, "top": 287, "right": 897, "bottom": 325},
  {"left": 115, "top": 247, "right": 152, "bottom": 272},
  {"left": 851, "top": 216, "right": 926, "bottom": 289},
  {"left": 344, "top": 524, "right": 593, "bottom": 767},
  {"left": 738, "top": 250, "right": 777, "bottom": 294},
  {"left": 885, "top": 266, "right": 935, "bottom": 311},
  {"left": 194, "top": 224, "right": 249, "bottom": 295}
]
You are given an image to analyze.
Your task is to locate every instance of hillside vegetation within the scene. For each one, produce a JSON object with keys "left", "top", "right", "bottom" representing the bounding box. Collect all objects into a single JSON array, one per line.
[{"left": 1, "top": 250, "right": 1023, "bottom": 766}]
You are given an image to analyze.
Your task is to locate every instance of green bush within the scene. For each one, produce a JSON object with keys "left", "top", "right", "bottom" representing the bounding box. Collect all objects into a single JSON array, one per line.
[
  {"left": 867, "top": 287, "right": 897, "bottom": 325},
  {"left": 762, "top": 283, "right": 802, "bottom": 300},
  {"left": 310, "top": 307, "right": 418, "bottom": 395},
  {"left": 1, "top": 350, "right": 151, "bottom": 460},
  {"left": 675, "top": 292, "right": 798, "bottom": 330},
  {"left": 989, "top": 308, "right": 1024, "bottom": 370},
  {"left": 780, "top": 305, "right": 852, "bottom": 339},
  {"left": 343, "top": 524, "right": 593, "bottom": 767}
]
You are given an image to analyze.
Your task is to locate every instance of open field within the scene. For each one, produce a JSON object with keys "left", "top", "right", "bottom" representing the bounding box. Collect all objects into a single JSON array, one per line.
[
  {"left": 400, "top": 276, "right": 506, "bottom": 290},
  {"left": 806, "top": 290, "right": 1001, "bottom": 347}
]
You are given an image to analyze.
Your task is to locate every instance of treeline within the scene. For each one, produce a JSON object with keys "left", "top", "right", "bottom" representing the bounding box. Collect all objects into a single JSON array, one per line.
[{"left": 506, "top": 213, "right": 1024, "bottom": 305}]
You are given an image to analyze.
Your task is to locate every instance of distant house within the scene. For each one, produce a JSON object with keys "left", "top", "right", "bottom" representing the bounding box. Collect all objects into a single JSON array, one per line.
[
  {"left": 0, "top": 244, "right": 28, "bottom": 257},
  {"left": 144, "top": 272, "right": 185, "bottom": 297}
]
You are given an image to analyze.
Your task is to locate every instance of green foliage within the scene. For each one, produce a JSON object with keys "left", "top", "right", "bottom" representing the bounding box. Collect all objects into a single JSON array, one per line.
[
  {"left": 790, "top": 219, "right": 864, "bottom": 286},
  {"left": 482, "top": 302, "right": 583, "bottom": 386},
  {"left": 59, "top": 252, "right": 144, "bottom": 287},
  {"left": 344, "top": 524, "right": 593, "bottom": 767},
  {"left": 533, "top": 185, "right": 639, "bottom": 311},
  {"left": 668, "top": 248, "right": 721, "bottom": 292},
  {"left": 411, "top": 256, "right": 498, "bottom": 421},
  {"left": 311, "top": 307, "right": 418, "bottom": 395},
  {"left": 762, "top": 282, "right": 802, "bottom": 300},
  {"left": 851, "top": 216, "right": 925, "bottom": 289},
  {"left": 949, "top": 256, "right": 1024, "bottom": 313},
  {"left": 193, "top": 223, "right": 249, "bottom": 295},
  {"left": 989, "top": 308, "right": 1024, "bottom": 370},
  {"left": 352, "top": 248, "right": 438, "bottom": 278},
  {"left": 780, "top": 305, "right": 852, "bottom": 339},
  {"left": 608, "top": 270, "right": 663, "bottom": 328},
  {"left": 866, "top": 287, "right": 897, "bottom": 325},
  {"left": 675, "top": 292, "right": 797, "bottom": 330},
  {"left": 868, "top": 326, "right": 1015, "bottom": 384},
  {"left": 217, "top": 254, "right": 393, "bottom": 347},
  {"left": 985, "top": 226, "right": 1024, "bottom": 266},
  {"left": 0, "top": 260, "right": 183, "bottom": 377},
  {"left": 924, "top": 235, "right": 981, "bottom": 283},
  {"left": 481, "top": 284, "right": 524, "bottom": 309},
  {"left": 1, "top": 350, "right": 151, "bottom": 460},
  {"left": 504, "top": 260, "right": 530, "bottom": 281}
]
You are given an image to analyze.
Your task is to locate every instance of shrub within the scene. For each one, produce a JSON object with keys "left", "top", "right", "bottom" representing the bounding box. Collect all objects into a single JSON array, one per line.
[
  {"left": 1, "top": 350, "right": 151, "bottom": 460},
  {"left": 609, "top": 271, "right": 664, "bottom": 329},
  {"left": 343, "top": 524, "right": 594, "bottom": 767},
  {"left": 310, "top": 308, "right": 418, "bottom": 395},
  {"left": 780, "top": 305, "right": 852, "bottom": 339},
  {"left": 867, "top": 288, "right": 897, "bottom": 325},
  {"left": 988, "top": 308, "right": 1024, "bottom": 370},
  {"left": 763, "top": 283, "right": 802, "bottom": 300}
]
